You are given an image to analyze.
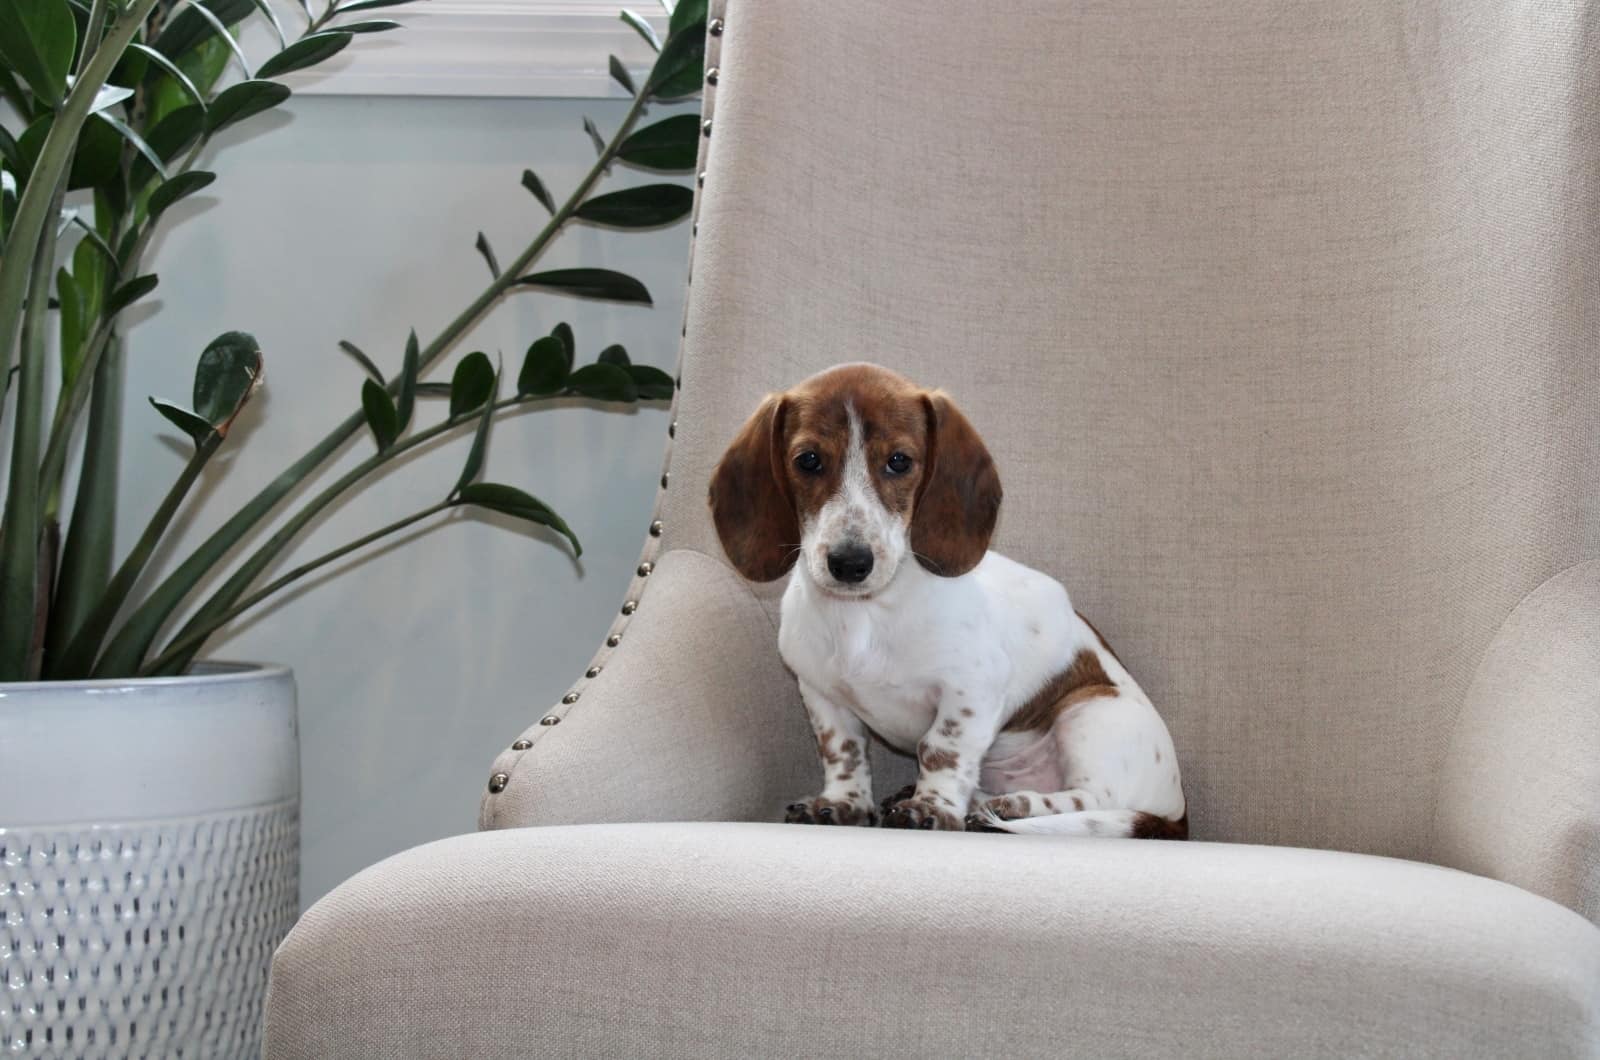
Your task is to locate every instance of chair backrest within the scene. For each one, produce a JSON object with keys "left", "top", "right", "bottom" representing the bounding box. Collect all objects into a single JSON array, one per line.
[{"left": 660, "top": 0, "right": 1600, "bottom": 857}]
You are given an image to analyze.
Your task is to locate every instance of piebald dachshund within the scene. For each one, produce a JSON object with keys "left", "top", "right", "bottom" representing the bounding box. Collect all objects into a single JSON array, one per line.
[{"left": 709, "top": 364, "right": 1187, "bottom": 837}]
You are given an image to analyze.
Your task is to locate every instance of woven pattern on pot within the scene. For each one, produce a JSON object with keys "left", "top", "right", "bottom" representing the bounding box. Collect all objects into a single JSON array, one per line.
[{"left": 0, "top": 799, "right": 299, "bottom": 1059}]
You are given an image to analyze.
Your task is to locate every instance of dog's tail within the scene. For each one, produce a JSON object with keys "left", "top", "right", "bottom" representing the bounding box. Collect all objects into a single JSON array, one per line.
[{"left": 975, "top": 808, "right": 1188, "bottom": 840}]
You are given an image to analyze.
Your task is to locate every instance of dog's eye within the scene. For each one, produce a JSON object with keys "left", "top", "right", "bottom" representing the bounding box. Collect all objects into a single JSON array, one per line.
[
  {"left": 794, "top": 450, "right": 823, "bottom": 474},
  {"left": 885, "top": 451, "right": 912, "bottom": 475}
]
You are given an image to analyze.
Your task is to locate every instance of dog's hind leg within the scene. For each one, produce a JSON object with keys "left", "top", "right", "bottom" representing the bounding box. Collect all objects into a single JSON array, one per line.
[{"left": 964, "top": 788, "right": 1102, "bottom": 831}]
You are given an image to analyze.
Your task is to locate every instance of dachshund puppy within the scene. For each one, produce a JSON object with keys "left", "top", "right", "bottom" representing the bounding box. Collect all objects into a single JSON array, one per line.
[{"left": 709, "top": 364, "right": 1186, "bottom": 836}]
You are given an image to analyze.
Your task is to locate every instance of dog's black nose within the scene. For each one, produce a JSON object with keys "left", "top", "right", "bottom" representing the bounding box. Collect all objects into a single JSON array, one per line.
[{"left": 826, "top": 543, "right": 874, "bottom": 584}]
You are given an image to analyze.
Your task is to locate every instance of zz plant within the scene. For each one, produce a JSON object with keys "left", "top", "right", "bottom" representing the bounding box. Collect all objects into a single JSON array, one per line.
[{"left": 0, "top": 0, "right": 709, "bottom": 681}]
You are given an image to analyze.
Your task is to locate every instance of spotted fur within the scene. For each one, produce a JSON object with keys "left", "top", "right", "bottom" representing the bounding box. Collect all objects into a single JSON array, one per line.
[{"left": 711, "top": 364, "right": 1187, "bottom": 838}]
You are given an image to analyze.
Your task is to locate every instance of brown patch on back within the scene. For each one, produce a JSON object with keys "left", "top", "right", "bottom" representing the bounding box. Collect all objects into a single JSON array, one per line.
[
  {"left": 1002, "top": 649, "right": 1117, "bottom": 732},
  {"left": 1076, "top": 611, "right": 1123, "bottom": 666},
  {"left": 1130, "top": 811, "right": 1188, "bottom": 841}
]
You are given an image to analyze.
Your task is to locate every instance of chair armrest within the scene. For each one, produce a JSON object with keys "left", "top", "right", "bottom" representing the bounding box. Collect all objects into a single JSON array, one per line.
[
  {"left": 478, "top": 548, "right": 815, "bottom": 830},
  {"left": 1433, "top": 560, "right": 1600, "bottom": 922}
]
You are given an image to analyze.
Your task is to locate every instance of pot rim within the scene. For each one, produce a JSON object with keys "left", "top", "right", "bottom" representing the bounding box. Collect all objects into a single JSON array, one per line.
[{"left": 0, "top": 659, "right": 291, "bottom": 694}]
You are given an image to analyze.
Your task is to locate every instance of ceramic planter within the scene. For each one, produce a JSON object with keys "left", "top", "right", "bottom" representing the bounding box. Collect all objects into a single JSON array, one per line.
[{"left": 0, "top": 662, "right": 299, "bottom": 1058}]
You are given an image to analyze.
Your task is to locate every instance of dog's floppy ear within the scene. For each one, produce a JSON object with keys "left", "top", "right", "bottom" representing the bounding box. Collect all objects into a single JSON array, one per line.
[
  {"left": 709, "top": 394, "right": 799, "bottom": 582},
  {"left": 911, "top": 392, "right": 1001, "bottom": 577}
]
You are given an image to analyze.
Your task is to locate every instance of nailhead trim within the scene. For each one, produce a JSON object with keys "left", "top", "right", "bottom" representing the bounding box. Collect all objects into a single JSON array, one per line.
[
  {"left": 488, "top": 772, "right": 508, "bottom": 792},
  {"left": 708, "top": 17, "right": 723, "bottom": 35},
  {"left": 511, "top": 739, "right": 531, "bottom": 751},
  {"left": 637, "top": 562, "right": 653, "bottom": 577},
  {"left": 706, "top": 67, "right": 719, "bottom": 86},
  {"left": 562, "top": 691, "right": 580, "bottom": 704},
  {"left": 621, "top": 600, "right": 638, "bottom": 615},
  {"left": 650, "top": 520, "right": 663, "bottom": 536},
  {"left": 701, "top": 119, "right": 713, "bottom": 137},
  {"left": 540, "top": 715, "right": 561, "bottom": 726},
  {"left": 586, "top": 665, "right": 602, "bottom": 678},
  {"left": 606, "top": 633, "right": 621, "bottom": 647}
]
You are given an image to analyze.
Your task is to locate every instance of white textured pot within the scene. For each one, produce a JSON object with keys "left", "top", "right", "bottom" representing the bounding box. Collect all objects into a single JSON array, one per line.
[{"left": 0, "top": 662, "right": 299, "bottom": 1059}]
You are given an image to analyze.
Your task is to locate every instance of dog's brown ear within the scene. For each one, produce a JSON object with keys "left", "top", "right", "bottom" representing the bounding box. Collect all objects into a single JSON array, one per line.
[
  {"left": 911, "top": 392, "right": 1001, "bottom": 577},
  {"left": 709, "top": 394, "right": 799, "bottom": 581}
]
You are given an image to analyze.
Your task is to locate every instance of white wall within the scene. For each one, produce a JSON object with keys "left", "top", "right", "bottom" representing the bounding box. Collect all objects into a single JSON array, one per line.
[{"left": 121, "top": 94, "right": 690, "bottom": 907}]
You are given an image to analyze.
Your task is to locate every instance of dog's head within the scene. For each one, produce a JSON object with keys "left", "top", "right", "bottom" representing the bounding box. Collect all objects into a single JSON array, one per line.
[{"left": 708, "top": 363, "right": 1001, "bottom": 596}]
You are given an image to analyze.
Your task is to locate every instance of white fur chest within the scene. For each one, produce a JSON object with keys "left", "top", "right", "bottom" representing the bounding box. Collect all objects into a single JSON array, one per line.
[{"left": 778, "top": 563, "right": 1007, "bottom": 752}]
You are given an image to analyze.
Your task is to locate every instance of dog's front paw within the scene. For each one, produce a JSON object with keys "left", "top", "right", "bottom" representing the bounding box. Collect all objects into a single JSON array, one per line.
[
  {"left": 881, "top": 794, "right": 964, "bottom": 831},
  {"left": 785, "top": 796, "right": 878, "bottom": 827}
]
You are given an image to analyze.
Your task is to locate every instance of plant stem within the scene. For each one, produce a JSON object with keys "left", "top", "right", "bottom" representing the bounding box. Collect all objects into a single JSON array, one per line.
[
  {"left": 0, "top": 0, "right": 161, "bottom": 423},
  {"left": 95, "top": 86, "right": 655, "bottom": 677},
  {"left": 45, "top": 333, "right": 124, "bottom": 667},
  {"left": 77, "top": 0, "right": 111, "bottom": 79},
  {"left": 50, "top": 432, "right": 222, "bottom": 678},
  {"left": 141, "top": 499, "right": 453, "bottom": 675},
  {"left": 0, "top": 182, "right": 67, "bottom": 678}
]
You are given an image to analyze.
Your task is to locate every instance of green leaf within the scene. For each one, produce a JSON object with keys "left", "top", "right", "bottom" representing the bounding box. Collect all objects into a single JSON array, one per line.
[
  {"left": 455, "top": 482, "right": 580, "bottom": 557},
  {"left": 449, "top": 350, "right": 493, "bottom": 417},
  {"left": 256, "top": 30, "right": 352, "bottom": 78},
  {"left": 517, "top": 335, "right": 568, "bottom": 396},
  {"left": 667, "top": 0, "right": 706, "bottom": 39},
  {"left": 192, "top": 330, "right": 262, "bottom": 434},
  {"left": 552, "top": 322, "right": 574, "bottom": 363},
  {"left": 0, "top": 0, "right": 77, "bottom": 107},
  {"left": 330, "top": 0, "right": 416, "bottom": 12},
  {"left": 149, "top": 398, "right": 212, "bottom": 445},
  {"left": 453, "top": 365, "right": 499, "bottom": 493},
  {"left": 627, "top": 363, "right": 674, "bottom": 400},
  {"left": 88, "top": 84, "right": 135, "bottom": 115},
  {"left": 597, "top": 344, "right": 629, "bottom": 367},
  {"left": 148, "top": 170, "right": 216, "bottom": 218},
  {"left": 474, "top": 231, "right": 499, "bottom": 279},
  {"left": 395, "top": 328, "right": 418, "bottom": 431},
  {"left": 96, "top": 112, "right": 168, "bottom": 181},
  {"left": 521, "top": 168, "right": 554, "bottom": 214},
  {"left": 172, "top": 0, "right": 253, "bottom": 78},
  {"left": 617, "top": 114, "right": 700, "bottom": 171},
  {"left": 205, "top": 79, "right": 291, "bottom": 135},
  {"left": 153, "top": 0, "right": 255, "bottom": 62},
  {"left": 514, "top": 268, "right": 652, "bottom": 304},
  {"left": 337, "top": 19, "right": 402, "bottom": 33},
  {"left": 131, "top": 42, "right": 207, "bottom": 110},
  {"left": 618, "top": 9, "right": 660, "bottom": 51},
  {"left": 65, "top": 112, "right": 121, "bottom": 190},
  {"left": 361, "top": 377, "right": 397, "bottom": 450},
  {"left": 132, "top": 103, "right": 205, "bottom": 187},
  {"left": 107, "top": 273, "right": 159, "bottom": 314},
  {"left": 337, "top": 338, "right": 384, "bottom": 384},
  {"left": 565, "top": 362, "right": 638, "bottom": 402},
  {"left": 0, "top": 125, "right": 23, "bottom": 176},
  {"left": 582, "top": 115, "right": 606, "bottom": 157},
  {"left": 608, "top": 54, "right": 636, "bottom": 95},
  {"left": 575, "top": 183, "right": 692, "bottom": 228},
  {"left": 646, "top": 12, "right": 705, "bottom": 100},
  {"left": 71, "top": 215, "right": 119, "bottom": 278}
]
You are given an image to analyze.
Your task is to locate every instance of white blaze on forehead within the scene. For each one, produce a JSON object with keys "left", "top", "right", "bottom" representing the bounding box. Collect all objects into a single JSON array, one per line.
[{"left": 800, "top": 402, "right": 910, "bottom": 592}]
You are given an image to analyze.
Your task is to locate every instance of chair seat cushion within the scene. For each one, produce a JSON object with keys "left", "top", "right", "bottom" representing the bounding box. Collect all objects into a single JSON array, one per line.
[{"left": 266, "top": 823, "right": 1600, "bottom": 1059}]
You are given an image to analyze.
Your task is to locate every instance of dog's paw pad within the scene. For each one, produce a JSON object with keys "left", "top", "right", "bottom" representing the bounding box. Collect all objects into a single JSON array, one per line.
[
  {"left": 881, "top": 795, "right": 964, "bottom": 831},
  {"left": 784, "top": 797, "right": 877, "bottom": 827}
]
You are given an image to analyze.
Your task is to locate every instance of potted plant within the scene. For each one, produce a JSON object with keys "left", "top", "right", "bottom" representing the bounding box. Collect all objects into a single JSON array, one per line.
[{"left": 0, "top": 0, "right": 707, "bottom": 1052}]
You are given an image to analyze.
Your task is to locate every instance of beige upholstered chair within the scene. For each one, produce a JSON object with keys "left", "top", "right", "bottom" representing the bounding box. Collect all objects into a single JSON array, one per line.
[{"left": 264, "top": 1, "right": 1600, "bottom": 1055}]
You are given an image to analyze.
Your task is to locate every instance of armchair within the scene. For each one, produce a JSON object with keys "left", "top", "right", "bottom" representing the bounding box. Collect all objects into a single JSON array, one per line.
[{"left": 266, "top": 1, "right": 1600, "bottom": 1055}]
